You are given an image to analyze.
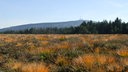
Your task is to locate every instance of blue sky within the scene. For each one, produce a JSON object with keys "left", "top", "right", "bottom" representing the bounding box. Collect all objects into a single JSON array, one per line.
[{"left": 0, "top": 0, "right": 128, "bottom": 28}]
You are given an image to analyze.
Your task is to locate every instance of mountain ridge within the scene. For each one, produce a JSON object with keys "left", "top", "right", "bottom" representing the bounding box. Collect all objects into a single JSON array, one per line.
[{"left": 0, "top": 20, "right": 85, "bottom": 32}]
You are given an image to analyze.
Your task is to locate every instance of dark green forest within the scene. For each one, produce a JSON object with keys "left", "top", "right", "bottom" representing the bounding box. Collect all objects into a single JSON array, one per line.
[{"left": 1, "top": 18, "right": 128, "bottom": 34}]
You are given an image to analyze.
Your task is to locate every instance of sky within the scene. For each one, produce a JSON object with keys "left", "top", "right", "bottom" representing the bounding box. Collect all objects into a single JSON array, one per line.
[{"left": 0, "top": 0, "right": 128, "bottom": 29}]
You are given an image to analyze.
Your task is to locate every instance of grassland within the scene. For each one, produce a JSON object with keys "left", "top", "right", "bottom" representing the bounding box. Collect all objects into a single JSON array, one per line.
[{"left": 0, "top": 34, "right": 128, "bottom": 72}]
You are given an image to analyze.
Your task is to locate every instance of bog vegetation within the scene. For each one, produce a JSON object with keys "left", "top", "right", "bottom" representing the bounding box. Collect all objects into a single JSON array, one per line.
[{"left": 0, "top": 34, "right": 128, "bottom": 72}]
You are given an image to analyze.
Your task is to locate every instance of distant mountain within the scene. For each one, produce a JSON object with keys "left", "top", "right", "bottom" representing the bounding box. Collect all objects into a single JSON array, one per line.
[{"left": 0, "top": 20, "right": 85, "bottom": 32}]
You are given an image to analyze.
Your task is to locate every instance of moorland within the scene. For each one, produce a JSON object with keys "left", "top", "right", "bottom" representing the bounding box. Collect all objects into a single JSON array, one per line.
[{"left": 0, "top": 34, "right": 128, "bottom": 72}]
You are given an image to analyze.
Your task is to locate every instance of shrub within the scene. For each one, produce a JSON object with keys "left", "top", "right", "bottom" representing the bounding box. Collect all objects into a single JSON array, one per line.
[{"left": 40, "top": 52, "right": 57, "bottom": 64}]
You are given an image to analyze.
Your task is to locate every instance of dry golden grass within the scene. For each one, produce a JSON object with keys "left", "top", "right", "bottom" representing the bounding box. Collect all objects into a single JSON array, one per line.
[
  {"left": 106, "top": 63, "right": 123, "bottom": 72},
  {"left": 74, "top": 54, "right": 117, "bottom": 69},
  {"left": 94, "top": 47, "right": 100, "bottom": 53},
  {"left": 56, "top": 41, "right": 71, "bottom": 49},
  {"left": 0, "top": 54, "right": 3, "bottom": 61},
  {"left": 35, "top": 35, "right": 49, "bottom": 41},
  {"left": 21, "top": 63, "right": 49, "bottom": 72},
  {"left": 11, "top": 62, "right": 23, "bottom": 70},
  {"left": 0, "top": 34, "right": 128, "bottom": 72},
  {"left": 27, "top": 45, "right": 57, "bottom": 55},
  {"left": 117, "top": 48, "right": 128, "bottom": 57},
  {"left": 41, "top": 41, "right": 49, "bottom": 46},
  {"left": 5, "top": 60, "right": 22, "bottom": 70},
  {"left": 120, "top": 58, "right": 128, "bottom": 66},
  {"left": 96, "top": 54, "right": 107, "bottom": 65},
  {"left": 16, "top": 43, "right": 23, "bottom": 47},
  {"left": 55, "top": 56, "right": 69, "bottom": 66},
  {"left": 7, "top": 61, "right": 49, "bottom": 72},
  {"left": 73, "top": 54, "right": 125, "bottom": 72},
  {"left": 74, "top": 54, "right": 95, "bottom": 69}
]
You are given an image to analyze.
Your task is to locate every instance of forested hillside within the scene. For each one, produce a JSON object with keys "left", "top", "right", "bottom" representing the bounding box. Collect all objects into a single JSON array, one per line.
[{"left": 1, "top": 18, "right": 128, "bottom": 34}]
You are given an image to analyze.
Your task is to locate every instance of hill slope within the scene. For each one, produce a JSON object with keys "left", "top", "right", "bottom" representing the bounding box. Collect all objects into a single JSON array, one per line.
[{"left": 0, "top": 20, "right": 84, "bottom": 32}]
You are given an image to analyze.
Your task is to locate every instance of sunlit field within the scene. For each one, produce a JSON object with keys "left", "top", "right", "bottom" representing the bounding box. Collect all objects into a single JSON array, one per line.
[{"left": 0, "top": 34, "right": 128, "bottom": 72}]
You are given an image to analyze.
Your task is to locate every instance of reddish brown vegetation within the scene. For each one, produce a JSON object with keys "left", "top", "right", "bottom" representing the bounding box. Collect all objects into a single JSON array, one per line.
[{"left": 0, "top": 34, "right": 127, "bottom": 72}]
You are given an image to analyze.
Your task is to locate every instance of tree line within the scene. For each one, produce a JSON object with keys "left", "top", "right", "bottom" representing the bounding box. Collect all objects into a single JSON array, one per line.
[{"left": 1, "top": 18, "right": 128, "bottom": 34}]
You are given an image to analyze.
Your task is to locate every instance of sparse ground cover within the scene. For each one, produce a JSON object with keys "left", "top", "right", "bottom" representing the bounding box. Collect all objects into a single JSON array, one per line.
[{"left": 0, "top": 34, "right": 128, "bottom": 72}]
